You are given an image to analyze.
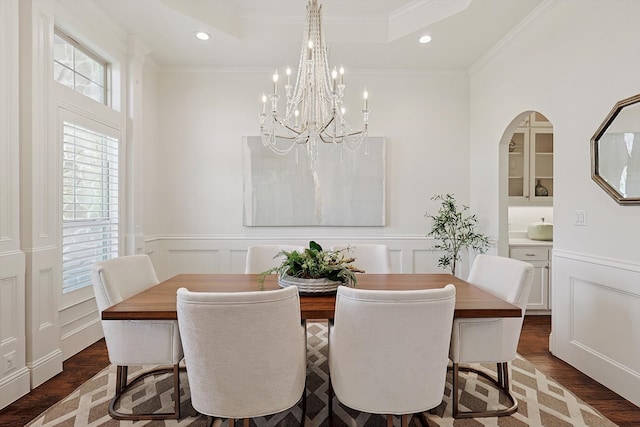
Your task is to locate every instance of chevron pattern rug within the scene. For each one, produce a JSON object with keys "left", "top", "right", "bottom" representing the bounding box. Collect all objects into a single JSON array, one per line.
[{"left": 27, "top": 322, "right": 616, "bottom": 427}]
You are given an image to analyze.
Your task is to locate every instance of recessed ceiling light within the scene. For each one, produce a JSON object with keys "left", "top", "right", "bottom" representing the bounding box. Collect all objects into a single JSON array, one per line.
[
  {"left": 195, "top": 31, "right": 210, "bottom": 41},
  {"left": 419, "top": 35, "right": 432, "bottom": 44}
]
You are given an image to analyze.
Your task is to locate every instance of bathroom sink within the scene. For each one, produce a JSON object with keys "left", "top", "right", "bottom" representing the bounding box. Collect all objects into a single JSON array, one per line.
[{"left": 527, "top": 218, "right": 553, "bottom": 241}]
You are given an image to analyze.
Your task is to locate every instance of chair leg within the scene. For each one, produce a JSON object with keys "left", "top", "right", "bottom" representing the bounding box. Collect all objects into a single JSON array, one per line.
[
  {"left": 328, "top": 376, "right": 334, "bottom": 427},
  {"left": 451, "top": 362, "right": 459, "bottom": 418},
  {"left": 386, "top": 414, "right": 412, "bottom": 427},
  {"left": 327, "top": 322, "right": 334, "bottom": 427},
  {"left": 301, "top": 380, "right": 307, "bottom": 426},
  {"left": 450, "top": 361, "right": 518, "bottom": 419},
  {"left": 108, "top": 363, "right": 182, "bottom": 420},
  {"left": 301, "top": 321, "right": 307, "bottom": 427},
  {"left": 116, "top": 365, "right": 128, "bottom": 393},
  {"left": 173, "top": 363, "right": 181, "bottom": 418},
  {"left": 416, "top": 412, "right": 431, "bottom": 427}
]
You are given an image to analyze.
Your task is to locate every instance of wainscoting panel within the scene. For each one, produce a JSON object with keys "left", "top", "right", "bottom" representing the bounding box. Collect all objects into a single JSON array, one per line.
[
  {"left": 571, "top": 278, "right": 640, "bottom": 372},
  {"left": 59, "top": 290, "right": 103, "bottom": 360},
  {"left": 0, "top": 275, "right": 20, "bottom": 344},
  {"left": 25, "top": 247, "right": 62, "bottom": 389},
  {"left": 230, "top": 249, "right": 249, "bottom": 273},
  {"left": 0, "top": 250, "right": 29, "bottom": 410},
  {"left": 36, "top": 268, "right": 54, "bottom": 331},
  {"left": 167, "top": 249, "right": 222, "bottom": 277},
  {"left": 413, "top": 249, "right": 444, "bottom": 274},
  {"left": 0, "top": 0, "right": 19, "bottom": 256},
  {"left": 552, "top": 250, "right": 640, "bottom": 407}
]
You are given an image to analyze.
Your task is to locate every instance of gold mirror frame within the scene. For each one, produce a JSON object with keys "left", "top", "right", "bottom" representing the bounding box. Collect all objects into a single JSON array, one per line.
[{"left": 591, "top": 93, "right": 640, "bottom": 205}]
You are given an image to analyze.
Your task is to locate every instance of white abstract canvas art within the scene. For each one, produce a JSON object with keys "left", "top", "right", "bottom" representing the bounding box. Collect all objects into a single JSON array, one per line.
[{"left": 243, "top": 136, "right": 386, "bottom": 226}]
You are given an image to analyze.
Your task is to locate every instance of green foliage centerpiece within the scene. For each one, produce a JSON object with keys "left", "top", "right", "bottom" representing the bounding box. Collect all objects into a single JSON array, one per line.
[
  {"left": 426, "top": 194, "right": 490, "bottom": 276},
  {"left": 260, "top": 241, "right": 362, "bottom": 293}
]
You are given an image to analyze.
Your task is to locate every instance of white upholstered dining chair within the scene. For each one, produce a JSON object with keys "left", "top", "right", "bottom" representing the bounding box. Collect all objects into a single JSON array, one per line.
[
  {"left": 328, "top": 284, "right": 456, "bottom": 427},
  {"left": 330, "top": 244, "right": 391, "bottom": 274},
  {"left": 90, "top": 254, "right": 183, "bottom": 420},
  {"left": 176, "top": 286, "right": 307, "bottom": 426},
  {"left": 244, "top": 244, "right": 306, "bottom": 273},
  {"left": 449, "top": 254, "right": 534, "bottom": 418}
]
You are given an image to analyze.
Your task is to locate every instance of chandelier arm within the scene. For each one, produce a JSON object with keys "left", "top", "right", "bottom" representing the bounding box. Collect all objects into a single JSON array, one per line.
[
  {"left": 317, "top": 115, "right": 336, "bottom": 135},
  {"left": 270, "top": 114, "right": 304, "bottom": 139},
  {"left": 261, "top": 133, "right": 298, "bottom": 155},
  {"left": 318, "top": 133, "right": 336, "bottom": 144}
]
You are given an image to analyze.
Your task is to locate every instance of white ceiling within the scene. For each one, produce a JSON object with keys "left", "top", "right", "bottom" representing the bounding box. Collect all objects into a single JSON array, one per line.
[{"left": 93, "top": 0, "right": 543, "bottom": 71}]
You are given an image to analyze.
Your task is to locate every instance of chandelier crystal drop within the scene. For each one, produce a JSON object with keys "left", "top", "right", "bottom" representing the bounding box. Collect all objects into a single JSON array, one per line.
[{"left": 259, "top": 0, "right": 370, "bottom": 163}]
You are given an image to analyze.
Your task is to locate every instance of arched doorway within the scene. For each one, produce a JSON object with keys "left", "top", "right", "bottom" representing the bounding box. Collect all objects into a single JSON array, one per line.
[{"left": 498, "top": 110, "right": 554, "bottom": 313}]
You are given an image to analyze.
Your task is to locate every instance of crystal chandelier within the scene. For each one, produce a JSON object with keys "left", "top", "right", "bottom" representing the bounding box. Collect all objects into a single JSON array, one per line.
[{"left": 259, "top": 0, "right": 370, "bottom": 163}]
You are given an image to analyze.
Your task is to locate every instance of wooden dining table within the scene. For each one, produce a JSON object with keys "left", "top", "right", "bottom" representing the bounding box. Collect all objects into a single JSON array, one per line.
[{"left": 101, "top": 273, "right": 521, "bottom": 321}]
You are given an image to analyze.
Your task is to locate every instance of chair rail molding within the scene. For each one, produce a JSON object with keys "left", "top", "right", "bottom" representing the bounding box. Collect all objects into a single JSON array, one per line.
[{"left": 144, "top": 234, "right": 497, "bottom": 281}]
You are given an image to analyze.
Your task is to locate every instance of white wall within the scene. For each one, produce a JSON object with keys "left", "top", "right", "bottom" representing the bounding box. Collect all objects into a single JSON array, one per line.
[
  {"left": 143, "top": 69, "right": 476, "bottom": 276},
  {"left": 151, "top": 69, "right": 470, "bottom": 237},
  {"left": 508, "top": 206, "right": 553, "bottom": 233},
  {"left": 470, "top": 0, "right": 640, "bottom": 406}
]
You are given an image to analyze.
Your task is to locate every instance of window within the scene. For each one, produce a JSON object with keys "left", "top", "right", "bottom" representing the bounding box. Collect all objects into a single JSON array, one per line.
[
  {"left": 54, "top": 30, "right": 107, "bottom": 104},
  {"left": 62, "top": 122, "right": 119, "bottom": 293}
]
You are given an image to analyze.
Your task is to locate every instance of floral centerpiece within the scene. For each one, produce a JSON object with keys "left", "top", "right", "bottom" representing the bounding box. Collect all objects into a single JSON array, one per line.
[{"left": 259, "top": 241, "right": 363, "bottom": 292}]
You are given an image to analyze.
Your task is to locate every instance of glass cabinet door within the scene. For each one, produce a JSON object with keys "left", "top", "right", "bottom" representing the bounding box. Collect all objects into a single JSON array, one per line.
[
  {"left": 508, "top": 128, "right": 529, "bottom": 199},
  {"left": 508, "top": 112, "right": 553, "bottom": 206},
  {"left": 530, "top": 128, "right": 553, "bottom": 201}
]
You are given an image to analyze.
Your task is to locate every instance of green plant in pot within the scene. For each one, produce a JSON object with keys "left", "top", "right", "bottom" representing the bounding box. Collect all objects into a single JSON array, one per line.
[
  {"left": 426, "top": 194, "right": 490, "bottom": 276},
  {"left": 259, "top": 241, "right": 362, "bottom": 289}
]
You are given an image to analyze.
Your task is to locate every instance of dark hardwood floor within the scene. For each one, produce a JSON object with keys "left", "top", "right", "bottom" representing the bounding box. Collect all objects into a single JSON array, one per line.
[
  {"left": 516, "top": 316, "right": 640, "bottom": 426},
  {"left": 0, "top": 338, "right": 110, "bottom": 427},
  {"left": 1, "top": 316, "right": 638, "bottom": 426}
]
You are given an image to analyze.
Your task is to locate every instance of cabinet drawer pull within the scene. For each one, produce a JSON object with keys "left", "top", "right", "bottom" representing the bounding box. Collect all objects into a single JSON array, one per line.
[{"left": 525, "top": 253, "right": 536, "bottom": 256}]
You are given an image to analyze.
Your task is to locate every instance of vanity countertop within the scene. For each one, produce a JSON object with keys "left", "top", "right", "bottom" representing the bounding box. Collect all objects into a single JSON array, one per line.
[
  {"left": 509, "top": 237, "right": 553, "bottom": 247},
  {"left": 509, "top": 232, "right": 553, "bottom": 247}
]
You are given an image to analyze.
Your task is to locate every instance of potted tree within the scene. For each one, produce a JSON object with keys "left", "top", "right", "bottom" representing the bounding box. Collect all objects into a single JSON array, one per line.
[{"left": 426, "top": 194, "right": 490, "bottom": 276}]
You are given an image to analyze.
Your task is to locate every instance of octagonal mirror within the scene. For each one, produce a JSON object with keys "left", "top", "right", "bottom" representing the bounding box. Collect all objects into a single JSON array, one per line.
[{"left": 591, "top": 93, "right": 640, "bottom": 205}]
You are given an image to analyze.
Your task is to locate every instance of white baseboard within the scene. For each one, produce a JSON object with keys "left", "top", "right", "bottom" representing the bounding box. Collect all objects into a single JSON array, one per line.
[
  {"left": 28, "top": 349, "right": 63, "bottom": 389},
  {"left": 0, "top": 367, "right": 30, "bottom": 410},
  {"left": 61, "top": 319, "right": 104, "bottom": 361}
]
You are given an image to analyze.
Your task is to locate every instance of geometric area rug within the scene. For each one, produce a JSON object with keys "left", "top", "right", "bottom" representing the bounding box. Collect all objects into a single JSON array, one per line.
[{"left": 26, "top": 322, "right": 617, "bottom": 427}]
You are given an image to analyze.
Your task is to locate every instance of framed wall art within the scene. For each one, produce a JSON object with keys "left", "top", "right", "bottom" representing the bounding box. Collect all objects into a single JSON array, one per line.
[{"left": 242, "top": 136, "right": 386, "bottom": 226}]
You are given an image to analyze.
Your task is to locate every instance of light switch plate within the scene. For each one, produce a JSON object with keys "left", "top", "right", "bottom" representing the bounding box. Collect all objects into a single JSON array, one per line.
[{"left": 573, "top": 210, "right": 587, "bottom": 226}]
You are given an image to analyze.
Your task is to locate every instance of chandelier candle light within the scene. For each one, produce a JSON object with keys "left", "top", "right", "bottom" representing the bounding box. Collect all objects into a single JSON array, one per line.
[{"left": 259, "top": 0, "right": 370, "bottom": 164}]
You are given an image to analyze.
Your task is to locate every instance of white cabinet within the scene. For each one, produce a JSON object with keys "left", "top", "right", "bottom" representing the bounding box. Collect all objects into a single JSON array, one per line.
[
  {"left": 508, "top": 113, "right": 553, "bottom": 205},
  {"left": 509, "top": 246, "right": 551, "bottom": 312}
]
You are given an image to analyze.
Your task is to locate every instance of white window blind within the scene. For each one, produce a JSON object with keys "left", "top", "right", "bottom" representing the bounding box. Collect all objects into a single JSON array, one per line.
[{"left": 62, "top": 122, "right": 119, "bottom": 293}]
